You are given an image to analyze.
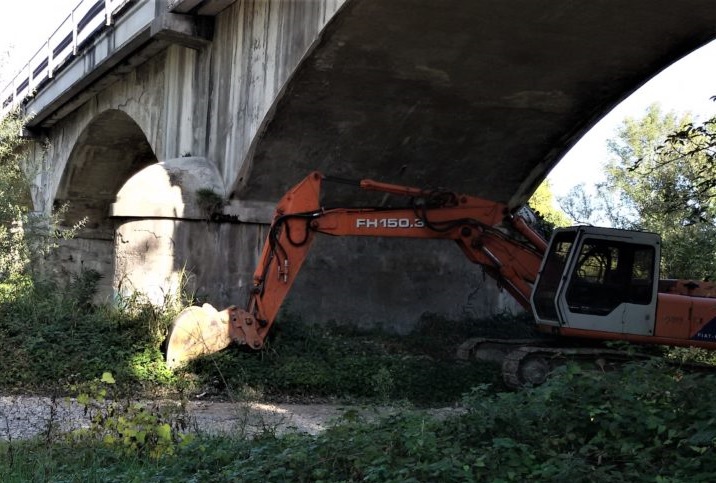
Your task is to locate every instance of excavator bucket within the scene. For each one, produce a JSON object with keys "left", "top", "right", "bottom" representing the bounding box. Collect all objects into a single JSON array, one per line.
[{"left": 165, "top": 304, "right": 232, "bottom": 369}]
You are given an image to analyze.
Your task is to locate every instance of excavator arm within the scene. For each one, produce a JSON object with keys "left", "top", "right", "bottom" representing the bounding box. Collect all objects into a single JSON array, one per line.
[{"left": 166, "top": 171, "right": 547, "bottom": 368}]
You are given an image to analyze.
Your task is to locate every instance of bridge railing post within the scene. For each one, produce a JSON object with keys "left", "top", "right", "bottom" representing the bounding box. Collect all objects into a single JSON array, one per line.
[
  {"left": 106, "top": 0, "right": 113, "bottom": 25},
  {"left": 72, "top": 6, "right": 79, "bottom": 55},
  {"left": 47, "top": 40, "right": 53, "bottom": 79},
  {"left": 27, "top": 61, "right": 32, "bottom": 95}
]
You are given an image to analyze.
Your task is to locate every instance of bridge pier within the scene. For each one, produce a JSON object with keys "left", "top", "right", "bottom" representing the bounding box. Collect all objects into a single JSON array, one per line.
[{"left": 105, "top": 156, "right": 516, "bottom": 330}]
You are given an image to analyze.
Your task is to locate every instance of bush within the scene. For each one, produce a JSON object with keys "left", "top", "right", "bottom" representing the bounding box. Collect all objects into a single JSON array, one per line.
[
  {"left": 171, "top": 363, "right": 716, "bottom": 481},
  {"left": 0, "top": 272, "right": 176, "bottom": 394},
  {"left": 5, "top": 362, "right": 714, "bottom": 482}
]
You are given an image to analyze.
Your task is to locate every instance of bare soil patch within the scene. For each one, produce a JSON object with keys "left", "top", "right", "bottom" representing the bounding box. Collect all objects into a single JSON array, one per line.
[{"left": 0, "top": 395, "right": 461, "bottom": 441}]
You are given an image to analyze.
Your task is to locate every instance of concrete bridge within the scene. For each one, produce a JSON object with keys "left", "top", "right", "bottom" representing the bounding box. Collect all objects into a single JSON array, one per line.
[{"left": 7, "top": 0, "right": 716, "bottom": 330}]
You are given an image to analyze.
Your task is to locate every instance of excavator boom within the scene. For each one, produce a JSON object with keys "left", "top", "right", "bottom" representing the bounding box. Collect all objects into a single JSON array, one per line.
[
  {"left": 166, "top": 171, "right": 546, "bottom": 368},
  {"left": 166, "top": 171, "right": 716, "bottom": 388}
]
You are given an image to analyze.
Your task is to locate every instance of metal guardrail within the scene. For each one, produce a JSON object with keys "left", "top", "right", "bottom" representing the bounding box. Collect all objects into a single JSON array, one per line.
[{"left": 1, "top": 0, "right": 134, "bottom": 117}]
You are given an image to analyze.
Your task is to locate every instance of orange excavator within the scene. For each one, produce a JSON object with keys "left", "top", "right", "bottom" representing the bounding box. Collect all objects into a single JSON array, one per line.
[{"left": 166, "top": 171, "right": 716, "bottom": 385}]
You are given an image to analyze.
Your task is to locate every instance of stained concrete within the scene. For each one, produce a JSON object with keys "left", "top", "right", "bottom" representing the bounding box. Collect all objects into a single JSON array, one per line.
[{"left": 240, "top": 0, "right": 716, "bottom": 209}]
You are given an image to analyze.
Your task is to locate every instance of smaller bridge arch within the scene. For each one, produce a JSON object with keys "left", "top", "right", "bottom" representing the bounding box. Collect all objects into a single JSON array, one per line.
[
  {"left": 50, "top": 109, "right": 158, "bottom": 298},
  {"left": 55, "top": 109, "right": 158, "bottom": 234}
]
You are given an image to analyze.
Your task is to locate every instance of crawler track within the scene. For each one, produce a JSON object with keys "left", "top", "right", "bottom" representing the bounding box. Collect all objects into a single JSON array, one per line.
[{"left": 458, "top": 338, "right": 716, "bottom": 389}]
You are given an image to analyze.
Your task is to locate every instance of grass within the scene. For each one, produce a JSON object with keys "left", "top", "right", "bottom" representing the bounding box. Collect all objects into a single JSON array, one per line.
[
  {"left": 0, "top": 273, "right": 176, "bottom": 396},
  {"left": 186, "top": 314, "right": 516, "bottom": 405},
  {"left": 0, "top": 271, "right": 526, "bottom": 404},
  {"left": 4, "top": 274, "right": 716, "bottom": 481}
]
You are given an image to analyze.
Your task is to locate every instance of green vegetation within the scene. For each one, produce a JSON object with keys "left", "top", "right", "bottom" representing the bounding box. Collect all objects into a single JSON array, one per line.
[
  {"left": 604, "top": 105, "right": 716, "bottom": 280},
  {"left": 0, "top": 110, "right": 33, "bottom": 278},
  {"left": 3, "top": 273, "right": 716, "bottom": 482},
  {"left": 3, "top": 362, "right": 716, "bottom": 482},
  {"left": 195, "top": 188, "right": 227, "bottom": 219},
  {"left": 0, "top": 272, "right": 177, "bottom": 394},
  {"left": 0, "top": 271, "right": 514, "bottom": 402},
  {"left": 528, "top": 179, "right": 571, "bottom": 230},
  {"left": 561, "top": 104, "right": 716, "bottom": 280},
  {"left": 187, "top": 314, "right": 531, "bottom": 405}
]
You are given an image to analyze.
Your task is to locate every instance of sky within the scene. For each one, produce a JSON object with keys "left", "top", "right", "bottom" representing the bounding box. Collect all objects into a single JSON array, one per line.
[
  {"left": 0, "top": 1, "right": 714, "bottom": 200},
  {"left": 547, "top": 39, "right": 716, "bottom": 198},
  {"left": 0, "top": 0, "right": 78, "bottom": 84}
]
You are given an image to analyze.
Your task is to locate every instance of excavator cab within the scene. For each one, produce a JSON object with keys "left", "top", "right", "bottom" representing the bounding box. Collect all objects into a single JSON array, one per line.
[{"left": 531, "top": 226, "right": 661, "bottom": 338}]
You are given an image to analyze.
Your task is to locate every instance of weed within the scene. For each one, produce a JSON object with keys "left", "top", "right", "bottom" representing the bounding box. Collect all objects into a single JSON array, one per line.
[
  {"left": 10, "top": 267, "right": 716, "bottom": 480},
  {"left": 0, "top": 274, "right": 178, "bottom": 395},
  {"left": 6, "top": 361, "right": 714, "bottom": 481},
  {"left": 70, "top": 372, "right": 193, "bottom": 459},
  {"left": 188, "top": 317, "right": 503, "bottom": 405},
  {"left": 196, "top": 188, "right": 227, "bottom": 219},
  {"left": 371, "top": 367, "right": 394, "bottom": 402}
]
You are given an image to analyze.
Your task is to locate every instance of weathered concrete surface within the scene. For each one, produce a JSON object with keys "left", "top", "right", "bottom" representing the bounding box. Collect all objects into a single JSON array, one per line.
[
  {"left": 231, "top": 0, "right": 716, "bottom": 327},
  {"left": 30, "top": 43, "right": 209, "bottom": 299},
  {"left": 113, "top": 219, "right": 268, "bottom": 307},
  {"left": 23, "top": 0, "right": 716, "bottom": 331},
  {"left": 291, "top": 236, "right": 517, "bottom": 331},
  {"left": 33, "top": 45, "right": 206, "bottom": 219},
  {"left": 240, "top": 0, "right": 716, "bottom": 209},
  {"left": 24, "top": 1, "right": 213, "bottom": 127},
  {"left": 206, "top": 0, "right": 346, "bottom": 193}
]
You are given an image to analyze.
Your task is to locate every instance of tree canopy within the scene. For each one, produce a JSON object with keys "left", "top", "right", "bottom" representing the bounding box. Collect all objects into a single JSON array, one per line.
[
  {"left": 560, "top": 103, "right": 716, "bottom": 280},
  {"left": 0, "top": 110, "right": 32, "bottom": 277},
  {"left": 528, "top": 180, "right": 571, "bottom": 230}
]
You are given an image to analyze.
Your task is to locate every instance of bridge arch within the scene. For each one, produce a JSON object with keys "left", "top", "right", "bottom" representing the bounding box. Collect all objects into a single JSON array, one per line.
[
  {"left": 236, "top": 0, "right": 716, "bottom": 209},
  {"left": 55, "top": 109, "right": 158, "bottom": 231},
  {"left": 49, "top": 106, "right": 243, "bottom": 306},
  {"left": 21, "top": 0, "right": 715, "bottom": 330},
  {"left": 49, "top": 109, "right": 158, "bottom": 298}
]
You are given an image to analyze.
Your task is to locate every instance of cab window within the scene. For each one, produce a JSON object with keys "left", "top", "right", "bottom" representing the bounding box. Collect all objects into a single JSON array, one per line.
[
  {"left": 533, "top": 231, "right": 576, "bottom": 321},
  {"left": 565, "top": 238, "right": 654, "bottom": 315}
]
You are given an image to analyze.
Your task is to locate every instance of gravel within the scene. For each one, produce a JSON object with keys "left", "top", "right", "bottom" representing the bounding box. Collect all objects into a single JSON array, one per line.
[{"left": 0, "top": 395, "right": 458, "bottom": 441}]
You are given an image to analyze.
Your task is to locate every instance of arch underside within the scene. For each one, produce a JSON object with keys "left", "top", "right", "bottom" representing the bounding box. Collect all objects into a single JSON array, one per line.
[
  {"left": 240, "top": 0, "right": 716, "bottom": 208},
  {"left": 55, "top": 109, "right": 157, "bottom": 236}
]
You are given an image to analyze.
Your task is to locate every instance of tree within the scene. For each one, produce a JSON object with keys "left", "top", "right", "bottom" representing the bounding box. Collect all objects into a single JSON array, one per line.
[
  {"left": 528, "top": 179, "right": 571, "bottom": 231},
  {"left": 640, "top": 104, "right": 716, "bottom": 223},
  {"left": 0, "top": 108, "right": 85, "bottom": 280},
  {"left": 564, "top": 103, "right": 716, "bottom": 280},
  {"left": 559, "top": 181, "right": 628, "bottom": 228},
  {"left": 0, "top": 109, "right": 33, "bottom": 277}
]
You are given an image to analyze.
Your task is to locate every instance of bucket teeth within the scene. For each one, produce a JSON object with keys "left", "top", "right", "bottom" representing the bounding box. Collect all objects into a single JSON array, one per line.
[{"left": 165, "top": 304, "right": 232, "bottom": 369}]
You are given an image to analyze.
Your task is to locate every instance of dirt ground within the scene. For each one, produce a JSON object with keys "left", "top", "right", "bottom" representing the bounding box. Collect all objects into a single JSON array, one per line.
[{"left": 0, "top": 395, "right": 459, "bottom": 441}]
